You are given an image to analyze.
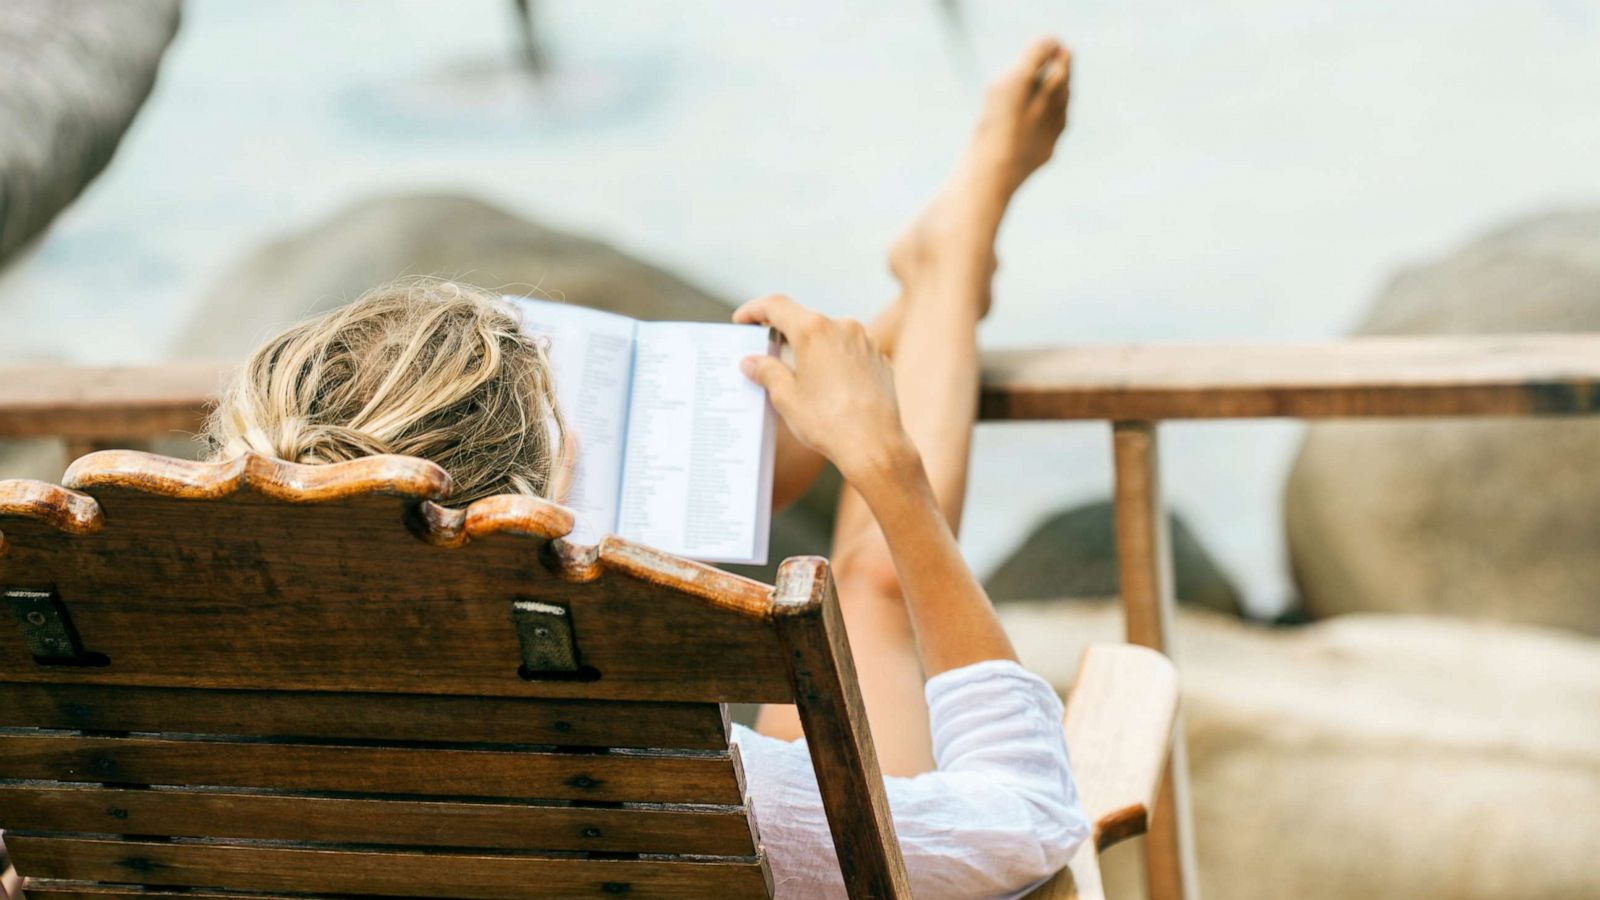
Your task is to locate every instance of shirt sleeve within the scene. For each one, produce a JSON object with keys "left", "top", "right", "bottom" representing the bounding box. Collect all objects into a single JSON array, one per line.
[{"left": 732, "top": 659, "right": 1090, "bottom": 900}]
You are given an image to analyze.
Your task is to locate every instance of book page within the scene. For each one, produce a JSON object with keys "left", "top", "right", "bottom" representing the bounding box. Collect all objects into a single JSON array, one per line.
[
  {"left": 617, "top": 322, "right": 775, "bottom": 564},
  {"left": 505, "top": 296, "right": 636, "bottom": 544}
]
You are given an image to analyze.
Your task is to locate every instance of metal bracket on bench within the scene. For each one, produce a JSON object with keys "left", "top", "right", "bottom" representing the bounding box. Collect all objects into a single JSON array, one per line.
[
  {"left": 7, "top": 588, "right": 91, "bottom": 662},
  {"left": 512, "top": 599, "right": 580, "bottom": 673}
]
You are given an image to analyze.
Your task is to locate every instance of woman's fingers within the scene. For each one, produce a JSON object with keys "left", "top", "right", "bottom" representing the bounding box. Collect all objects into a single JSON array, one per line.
[
  {"left": 739, "top": 354, "right": 796, "bottom": 406},
  {"left": 1039, "top": 48, "right": 1072, "bottom": 102},
  {"left": 732, "top": 293, "right": 822, "bottom": 341},
  {"left": 1014, "top": 36, "right": 1063, "bottom": 85}
]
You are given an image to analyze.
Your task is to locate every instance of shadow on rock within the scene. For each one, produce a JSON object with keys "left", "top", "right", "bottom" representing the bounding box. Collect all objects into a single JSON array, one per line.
[{"left": 984, "top": 500, "right": 1242, "bottom": 618}]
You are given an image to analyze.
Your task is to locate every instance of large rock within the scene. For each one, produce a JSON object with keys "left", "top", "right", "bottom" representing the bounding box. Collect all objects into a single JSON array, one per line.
[
  {"left": 1285, "top": 210, "right": 1600, "bottom": 634},
  {"left": 984, "top": 500, "right": 1242, "bottom": 617},
  {"left": 999, "top": 600, "right": 1600, "bottom": 900},
  {"left": 0, "top": 0, "right": 180, "bottom": 266},
  {"left": 176, "top": 193, "right": 738, "bottom": 359}
]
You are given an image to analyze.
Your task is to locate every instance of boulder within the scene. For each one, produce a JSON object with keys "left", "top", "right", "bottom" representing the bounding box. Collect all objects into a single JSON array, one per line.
[
  {"left": 999, "top": 600, "right": 1600, "bottom": 900},
  {"left": 1285, "top": 209, "right": 1600, "bottom": 634},
  {"left": 175, "top": 193, "right": 738, "bottom": 359},
  {"left": 0, "top": 0, "right": 180, "bottom": 266},
  {"left": 983, "top": 500, "right": 1242, "bottom": 617}
]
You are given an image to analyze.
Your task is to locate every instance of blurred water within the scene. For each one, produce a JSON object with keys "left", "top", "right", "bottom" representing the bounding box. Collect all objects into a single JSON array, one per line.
[{"left": 3, "top": 0, "right": 1598, "bottom": 615}]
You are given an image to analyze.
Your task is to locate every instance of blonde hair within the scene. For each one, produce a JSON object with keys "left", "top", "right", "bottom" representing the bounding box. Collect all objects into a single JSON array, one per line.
[{"left": 203, "top": 279, "right": 566, "bottom": 504}]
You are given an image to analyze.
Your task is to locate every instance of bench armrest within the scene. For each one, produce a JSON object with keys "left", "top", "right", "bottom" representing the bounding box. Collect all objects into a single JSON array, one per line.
[{"left": 1025, "top": 643, "right": 1179, "bottom": 900}]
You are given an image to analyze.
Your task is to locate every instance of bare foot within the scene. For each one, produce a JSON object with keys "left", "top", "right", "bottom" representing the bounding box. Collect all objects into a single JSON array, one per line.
[{"left": 889, "top": 37, "right": 1072, "bottom": 312}]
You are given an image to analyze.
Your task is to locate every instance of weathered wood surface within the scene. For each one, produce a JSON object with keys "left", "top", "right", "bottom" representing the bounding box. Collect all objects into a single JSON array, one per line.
[
  {"left": 981, "top": 334, "right": 1600, "bottom": 420},
  {"left": 0, "top": 731, "right": 745, "bottom": 804},
  {"left": 17, "top": 887, "right": 324, "bottom": 900},
  {"left": 7, "top": 335, "right": 1600, "bottom": 450},
  {"left": 0, "top": 449, "right": 936, "bottom": 899},
  {"left": 5, "top": 836, "right": 771, "bottom": 899},
  {"left": 773, "top": 557, "right": 912, "bottom": 899},
  {"left": 0, "top": 682, "right": 731, "bottom": 749},
  {"left": 0, "top": 364, "right": 225, "bottom": 440},
  {"left": 1023, "top": 643, "right": 1179, "bottom": 900},
  {"left": 0, "top": 784, "right": 757, "bottom": 856},
  {"left": 0, "top": 452, "right": 791, "bottom": 702}
]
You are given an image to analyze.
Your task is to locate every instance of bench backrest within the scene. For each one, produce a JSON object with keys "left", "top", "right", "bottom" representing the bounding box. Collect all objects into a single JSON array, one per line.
[{"left": 0, "top": 451, "right": 910, "bottom": 899}]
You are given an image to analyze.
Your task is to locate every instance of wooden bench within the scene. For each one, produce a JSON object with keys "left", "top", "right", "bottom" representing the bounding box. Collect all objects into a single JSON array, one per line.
[{"left": 0, "top": 450, "right": 1176, "bottom": 900}]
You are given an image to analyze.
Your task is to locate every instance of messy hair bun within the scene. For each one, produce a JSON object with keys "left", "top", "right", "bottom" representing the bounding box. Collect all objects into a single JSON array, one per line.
[{"left": 202, "top": 278, "right": 566, "bottom": 504}]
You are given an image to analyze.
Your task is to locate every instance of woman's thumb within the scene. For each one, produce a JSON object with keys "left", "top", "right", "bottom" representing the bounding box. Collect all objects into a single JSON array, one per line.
[{"left": 740, "top": 355, "right": 794, "bottom": 401}]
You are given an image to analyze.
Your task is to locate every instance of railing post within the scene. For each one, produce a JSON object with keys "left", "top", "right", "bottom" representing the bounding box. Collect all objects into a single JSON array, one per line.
[{"left": 1112, "top": 420, "right": 1198, "bottom": 900}]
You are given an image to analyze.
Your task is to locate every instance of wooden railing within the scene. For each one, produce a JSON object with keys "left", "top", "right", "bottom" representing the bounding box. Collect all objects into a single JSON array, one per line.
[
  {"left": 7, "top": 333, "right": 1600, "bottom": 900},
  {"left": 986, "top": 333, "right": 1600, "bottom": 900}
]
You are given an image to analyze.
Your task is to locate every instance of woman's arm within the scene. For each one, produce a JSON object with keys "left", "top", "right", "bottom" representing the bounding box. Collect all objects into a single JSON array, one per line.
[
  {"left": 735, "top": 661, "right": 1087, "bottom": 898},
  {"left": 734, "top": 294, "right": 1015, "bottom": 675}
]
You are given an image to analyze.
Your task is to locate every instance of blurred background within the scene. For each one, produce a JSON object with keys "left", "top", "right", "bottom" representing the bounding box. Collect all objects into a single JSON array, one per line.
[
  {"left": 4, "top": 5, "right": 1600, "bottom": 897},
  {"left": 5, "top": 0, "right": 1597, "bottom": 618}
]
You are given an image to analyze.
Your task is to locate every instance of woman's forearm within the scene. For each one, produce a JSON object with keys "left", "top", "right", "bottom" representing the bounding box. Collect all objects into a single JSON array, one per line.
[{"left": 846, "top": 438, "right": 1018, "bottom": 676}]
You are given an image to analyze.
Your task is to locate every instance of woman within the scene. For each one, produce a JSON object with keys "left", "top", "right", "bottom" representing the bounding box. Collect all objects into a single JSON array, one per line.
[
  {"left": 204, "top": 37, "right": 1081, "bottom": 899},
  {"left": 0, "top": 844, "right": 18, "bottom": 900}
]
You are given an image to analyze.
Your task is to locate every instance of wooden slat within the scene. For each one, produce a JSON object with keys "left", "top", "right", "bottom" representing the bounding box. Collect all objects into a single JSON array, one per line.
[
  {"left": 5, "top": 836, "right": 770, "bottom": 899},
  {"left": 0, "top": 683, "right": 730, "bottom": 750},
  {"left": 18, "top": 886, "right": 343, "bottom": 900},
  {"left": 8, "top": 335, "right": 1600, "bottom": 447},
  {"left": 980, "top": 334, "right": 1600, "bottom": 421},
  {"left": 772, "top": 558, "right": 910, "bottom": 900},
  {"left": 0, "top": 732, "right": 743, "bottom": 805},
  {"left": 0, "top": 784, "right": 756, "bottom": 856},
  {"left": 0, "top": 365, "right": 225, "bottom": 440},
  {"left": 16, "top": 886, "right": 303, "bottom": 900},
  {"left": 0, "top": 489, "right": 795, "bottom": 703}
]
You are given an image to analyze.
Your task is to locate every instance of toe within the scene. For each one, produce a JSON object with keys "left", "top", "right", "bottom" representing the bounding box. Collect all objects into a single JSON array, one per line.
[
  {"left": 1036, "top": 47, "right": 1072, "bottom": 106},
  {"left": 1003, "top": 36, "right": 1064, "bottom": 95}
]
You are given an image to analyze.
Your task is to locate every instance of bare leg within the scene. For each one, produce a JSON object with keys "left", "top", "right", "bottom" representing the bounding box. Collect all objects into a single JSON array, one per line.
[
  {"left": 757, "top": 38, "right": 1072, "bottom": 775},
  {"left": 1, "top": 837, "right": 19, "bottom": 900}
]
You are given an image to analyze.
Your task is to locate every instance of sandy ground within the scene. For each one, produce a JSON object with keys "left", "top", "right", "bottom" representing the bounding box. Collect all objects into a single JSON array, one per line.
[{"left": 2, "top": 0, "right": 1597, "bottom": 615}]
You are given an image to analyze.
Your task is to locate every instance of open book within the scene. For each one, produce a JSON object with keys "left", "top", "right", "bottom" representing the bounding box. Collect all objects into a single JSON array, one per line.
[{"left": 507, "top": 296, "right": 777, "bottom": 565}]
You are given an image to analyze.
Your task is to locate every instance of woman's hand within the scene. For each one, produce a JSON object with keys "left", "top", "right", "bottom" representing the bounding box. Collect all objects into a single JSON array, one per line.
[{"left": 733, "top": 294, "right": 913, "bottom": 481}]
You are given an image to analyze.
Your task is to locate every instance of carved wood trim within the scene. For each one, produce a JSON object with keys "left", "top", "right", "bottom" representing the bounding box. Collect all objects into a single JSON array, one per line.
[
  {"left": 408, "top": 496, "right": 576, "bottom": 548},
  {"left": 597, "top": 537, "right": 776, "bottom": 619},
  {"left": 62, "top": 451, "right": 454, "bottom": 504},
  {"left": 16, "top": 450, "right": 781, "bottom": 620},
  {"left": 0, "top": 481, "right": 103, "bottom": 534},
  {"left": 0, "top": 481, "right": 105, "bottom": 554}
]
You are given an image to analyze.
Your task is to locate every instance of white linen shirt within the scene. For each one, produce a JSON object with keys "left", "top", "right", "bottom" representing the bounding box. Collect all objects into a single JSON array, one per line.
[{"left": 731, "top": 659, "right": 1089, "bottom": 899}]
